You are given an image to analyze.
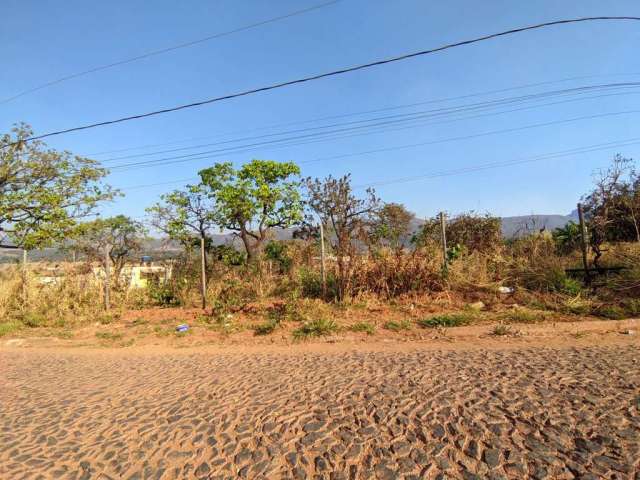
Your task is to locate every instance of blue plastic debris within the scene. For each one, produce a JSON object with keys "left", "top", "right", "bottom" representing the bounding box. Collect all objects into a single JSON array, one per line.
[{"left": 175, "top": 324, "right": 189, "bottom": 333}]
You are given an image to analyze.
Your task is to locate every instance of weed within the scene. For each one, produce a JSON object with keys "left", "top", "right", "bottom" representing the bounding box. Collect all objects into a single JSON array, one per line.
[
  {"left": 55, "top": 330, "right": 74, "bottom": 339},
  {"left": 153, "top": 325, "right": 172, "bottom": 337},
  {"left": 491, "top": 323, "right": 513, "bottom": 336},
  {"left": 596, "top": 305, "right": 626, "bottom": 320},
  {"left": 95, "top": 331, "right": 124, "bottom": 341},
  {"left": 349, "top": 321, "right": 375, "bottom": 335},
  {"left": 418, "top": 313, "right": 473, "bottom": 328},
  {"left": 501, "top": 308, "right": 545, "bottom": 324},
  {"left": 292, "top": 318, "right": 338, "bottom": 340},
  {"left": 97, "top": 313, "right": 119, "bottom": 325},
  {"left": 19, "top": 311, "right": 47, "bottom": 328},
  {"left": 383, "top": 319, "right": 411, "bottom": 332},
  {"left": 0, "top": 321, "right": 21, "bottom": 337},
  {"left": 254, "top": 319, "right": 278, "bottom": 336}
]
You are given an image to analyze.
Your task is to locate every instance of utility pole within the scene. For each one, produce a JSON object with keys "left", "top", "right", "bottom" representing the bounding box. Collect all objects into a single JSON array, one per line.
[
  {"left": 104, "top": 244, "right": 111, "bottom": 311},
  {"left": 22, "top": 248, "right": 28, "bottom": 303},
  {"left": 200, "top": 235, "right": 207, "bottom": 310},
  {"left": 577, "top": 203, "right": 591, "bottom": 285},
  {"left": 439, "top": 212, "right": 448, "bottom": 277},
  {"left": 319, "top": 221, "right": 327, "bottom": 299}
]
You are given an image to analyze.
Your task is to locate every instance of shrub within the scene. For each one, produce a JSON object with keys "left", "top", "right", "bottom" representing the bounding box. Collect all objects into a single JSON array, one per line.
[
  {"left": 491, "top": 323, "right": 516, "bottom": 336},
  {"left": 253, "top": 319, "right": 278, "bottom": 336},
  {"left": 596, "top": 305, "right": 626, "bottom": 320},
  {"left": 0, "top": 321, "right": 21, "bottom": 337},
  {"left": 264, "top": 241, "right": 293, "bottom": 273},
  {"left": 349, "top": 321, "right": 375, "bottom": 335},
  {"left": 501, "top": 308, "right": 545, "bottom": 324},
  {"left": 383, "top": 319, "right": 411, "bottom": 331},
  {"left": 211, "top": 244, "right": 246, "bottom": 266},
  {"left": 19, "top": 311, "right": 47, "bottom": 328},
  {"left": 418, "top": 313, "right": 473, "bottom": 328},
  {"left": 292, "top": 318, "right": 338, "bottom": 340},
  {"left": 147, "top": 282, "right": 181, "bottom": 306}
]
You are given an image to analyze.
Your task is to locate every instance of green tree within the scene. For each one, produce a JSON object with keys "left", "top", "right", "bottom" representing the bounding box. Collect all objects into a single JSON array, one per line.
[
  {"left": 0, "top": 123, "right": 116, "bottom": 249},
  {"left": 146, "top": 184, "right": 216, "bottom": 254},
  {"left": 369, "top": 203, "right": 414, "bottom": 251},
  {"left": 413, "top": 212, "right": 501, "bottom": 253},
  {"left": 198, "top": 160, "right": 303, "bottom": 261},
  {"left": 72, "top": 215, "right": 147, "bottom": 281}
]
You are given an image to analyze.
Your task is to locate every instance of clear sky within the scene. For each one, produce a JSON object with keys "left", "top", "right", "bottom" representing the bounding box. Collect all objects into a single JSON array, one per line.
[{"left": 2, "top": 0, "right": 640, "bottom": 222}]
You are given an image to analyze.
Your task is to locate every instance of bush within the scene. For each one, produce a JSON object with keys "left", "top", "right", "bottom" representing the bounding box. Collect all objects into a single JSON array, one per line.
[
  {"left": 418, "top": 313, "right": 472, "bottom": 328},
  {"left": 19, "top": 311, "right": 47, "bottom": 328},
  {"left": 501, "top": 308, "right": 546, "bottom": 324},
  {"left": 0, "top": 321, "right": 21, "bottom": 337},
  {"left": 264, "top": 241, "right": 293, "bottom": 273},
  {"left": 253, "top": 319, "right": 278, "bottom": 335},
  {"left": 292, "top": 318, "right": 338, "bottom": 340},
  {"left": 211, "top": 245, "right": 246, "bottom": 266},
  {"left": 596, "top": 305, "right": 627, "bottom": 320},
  {"left": 349, "top": 321, "right": 375, "bottom": 335},
  {"left": 383, "top": 319, "right": 411, "bottom": 331},
  {"left": 147, "top": 282, "right": 181, "bottom": 306}
]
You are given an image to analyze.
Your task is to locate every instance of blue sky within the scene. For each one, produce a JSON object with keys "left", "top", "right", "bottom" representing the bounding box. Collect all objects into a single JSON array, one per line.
[{"left": 2, "top": 0, "right": 639, "bottom": 222}]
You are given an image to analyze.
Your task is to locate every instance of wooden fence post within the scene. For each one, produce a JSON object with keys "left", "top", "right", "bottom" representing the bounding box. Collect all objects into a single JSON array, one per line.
[
  {"left": 200, "top": 235, "right": 207, "bottom": 310},
  {"left": 440, "top": 212, "right": 448, "bottom": 277},
  {"left": 319, "top": 222, "right": 327, "bottom": 299},
  {"left": 22, "top": 248, "right": 28, "bottom": 304},
  {"left": 104, "top": 244, "right": 111, "bottom": 311},
  {"left": 577, "top": 203, "right": 591, "bottom": 285}
]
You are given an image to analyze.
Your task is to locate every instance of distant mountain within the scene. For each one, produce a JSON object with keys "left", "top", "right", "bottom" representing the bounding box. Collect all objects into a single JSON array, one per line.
[
  {"left": 0, "top": 214, "right": 578, "bottom": 262},
  {"left": 500, "top": 214, "right": 575, "bottom": 238}
]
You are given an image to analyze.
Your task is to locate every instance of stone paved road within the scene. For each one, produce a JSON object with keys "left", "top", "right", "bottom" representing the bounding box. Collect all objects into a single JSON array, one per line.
[{"left": 1, "top": 345, "right": 639, "bottom": 479}]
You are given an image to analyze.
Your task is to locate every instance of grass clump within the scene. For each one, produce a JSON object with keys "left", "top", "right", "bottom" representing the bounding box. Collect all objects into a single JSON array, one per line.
[
  {"left": 501, "top": 308, "right": 546, "bottom": 324},
  {"left": 253, "top": 319, "right": 278, "bottom": 336},
  {"left": 491, "top": 323, "right": 514, "bottom": 336},
  {"left": 418, "top": 313, "right": 473, "bottom": 328},
  {"left": 596, "top": 305, "right": 626, "bottom": 320},
  {"left": 348, "top": 321, "right": 375, "bottom": 335},
  {"left": 95, "top": 331, "right": 124, "bottom": 341},
  {"left": 383, "top": 319, "right": 412, "bottom": 332},
  {"left": 0, "top": 321, "right": 21, "bottom": 337},
  {"left": 292, "top": 318, "right": 338, "bottom": 340},
  {"left": 18, "top": 311, "right": 47, "bottom": 328}
]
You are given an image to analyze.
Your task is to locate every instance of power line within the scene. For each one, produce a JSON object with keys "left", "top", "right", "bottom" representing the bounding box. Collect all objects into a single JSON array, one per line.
[
  {"left": 117, "top": 133, "right": 640, "bottom": 193},
  {"left": 99, "top": 82, "right": 640, "bottom": 163},
  {"left": 353, "top": 138, "right": 640, "bottom": 189},
  {"left": 107, "top": 108, "right": 640, "bottom": 172},
  {"left": 4, "top": 16, "right": 639, "bottom": 148},
  {"left": 85, "top": 73, "right": 640, "bottom": 157},
  {"left": 0, "top": 0, "right": 340, "bottom": 105}
]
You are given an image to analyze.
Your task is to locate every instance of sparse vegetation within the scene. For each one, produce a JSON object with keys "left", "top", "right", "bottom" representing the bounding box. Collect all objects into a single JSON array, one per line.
[
  {"left": 348, "top": 321, "right": 375, "bottom": 335},
  {"left": 418, "top": 313, "right": 473, "bottom": 328},
  {"left": 0, "top": 143, "right": 638, "bottom": 345},
  {"left": 383, "top": 319, "right": 411, "bottom": 332},
  {"left": 501, "top": 308, "right": 546, "bottom": 324},
  {"left": 292, "top": 318, "right": 338, "bottom": 340},
  {"left": 95, "top": 331, "right": 124, "bottom": 341},
  {"left": 253, "top": 319, "right": 278, "bottom": 336},
  {"left": 0, "top": 321, "right": 21, "bottom": 337}
]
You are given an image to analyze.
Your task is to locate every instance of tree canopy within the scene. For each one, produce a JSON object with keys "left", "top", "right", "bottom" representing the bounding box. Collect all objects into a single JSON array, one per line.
[
  {"left": 72, "top": 215, "right": 147, "bottom": 279},
  {"left": 146, "top": 184, "right": 216, "bottom": 250},
  {"left": 198, "top": 159, "right": 303, "bottom": 261},
  {"left": 0, "top": 123, "right": 116, "bottom": 249}
]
